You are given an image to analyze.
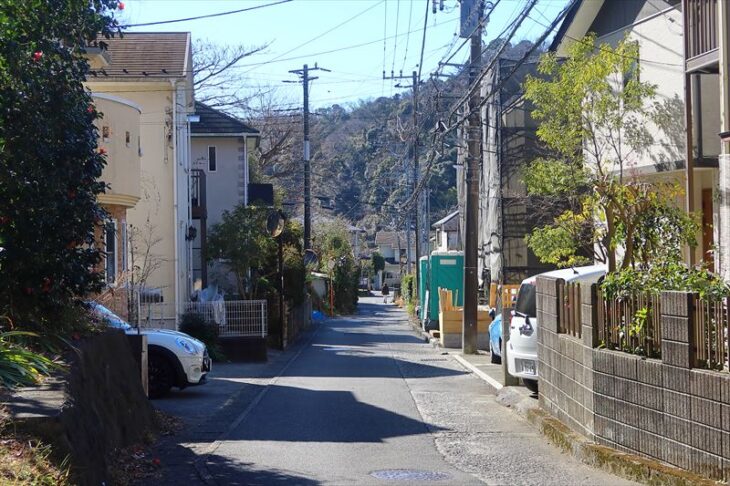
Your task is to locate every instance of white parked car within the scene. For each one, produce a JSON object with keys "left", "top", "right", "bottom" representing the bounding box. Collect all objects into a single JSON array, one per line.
[
  {"left": 88, "top": 303, "right": 211, "bottom": 398},
  {"left": 507, "top": 265, "right": 606, "bottom": 393}
]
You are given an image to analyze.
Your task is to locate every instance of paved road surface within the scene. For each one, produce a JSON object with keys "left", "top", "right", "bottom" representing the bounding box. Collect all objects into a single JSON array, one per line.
[{"left": 151, "top": 296, "right": 637, "bottom": 485}]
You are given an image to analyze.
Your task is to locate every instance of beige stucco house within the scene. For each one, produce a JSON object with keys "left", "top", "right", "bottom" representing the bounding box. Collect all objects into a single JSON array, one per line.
[
  {"left": 551, "top": 0, "right": 718, "bottom": 266},
  {"left": 85, "top": 32, "right": 196, "bottom": 311},
  {"left": 189, "top": 101, "right": 259, "bottom": 288}
]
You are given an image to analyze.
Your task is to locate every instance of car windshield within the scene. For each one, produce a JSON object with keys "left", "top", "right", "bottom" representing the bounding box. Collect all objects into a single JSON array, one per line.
[
  {"left": 515, "top": 283, "right": 536, "bottom": 318},
  {"left": 89, "top": 303, "right": 131, "bottom": 330}
]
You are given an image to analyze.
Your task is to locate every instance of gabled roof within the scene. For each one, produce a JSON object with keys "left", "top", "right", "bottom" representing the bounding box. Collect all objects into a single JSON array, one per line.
[
  {"left": 375, "top": 231, "right": 413, "bottom": 247},
  {"left": 548, "top": 0, "right": 602, "bottom": 55},
  {"left": 432, "top": 210, "right": 459, "bottom": 228},
  {"left": 192, "top": 102, "right": 259, "bottom": 136},
  {"left": 549, "top": 0, "right": 681, "bottom": 56},
  {"left": 91, "top": 32, "right": 190, "bottom": 78}
]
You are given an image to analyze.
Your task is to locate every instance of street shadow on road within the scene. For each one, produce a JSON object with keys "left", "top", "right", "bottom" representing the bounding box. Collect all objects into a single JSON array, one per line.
[
  {"left": 205, "top": 455, "right": 321, "bottom": 485},
  {"left": 224, "top": 384, "right": 445, "bottom": 443}
]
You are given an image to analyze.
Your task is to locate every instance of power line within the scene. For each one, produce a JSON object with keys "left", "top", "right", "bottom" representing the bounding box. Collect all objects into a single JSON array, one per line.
[
  {"left": 391, "top": 0, "right": 401, "bottom": 76},
  {"left": 121, "top": 0, "right": 292, "bottom": 28},
  {"left": 416, "top": 0, "right": 429, "bottom": 82},
  {"left": 242, "top": 0, "right": 386, "bottom": 76},
  {"left": 400, "top": 0, "right": 415, "bottom": 73}
]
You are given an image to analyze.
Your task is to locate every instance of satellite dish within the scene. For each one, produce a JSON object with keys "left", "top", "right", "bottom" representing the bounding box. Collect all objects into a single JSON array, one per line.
[
  {"left": 267, "top": 211, "right": 286, "bottom": 237},
  {"left": 303, "top": 249, "right": 319, "bottom": 267}
]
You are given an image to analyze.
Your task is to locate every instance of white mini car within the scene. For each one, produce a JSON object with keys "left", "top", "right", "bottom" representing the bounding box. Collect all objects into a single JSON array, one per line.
[
  {"left": 89, "top": 303, "right": 211, "bottom": 398},
  {"left": 507, "top": 265, "right": 606, "bottom": 393}
]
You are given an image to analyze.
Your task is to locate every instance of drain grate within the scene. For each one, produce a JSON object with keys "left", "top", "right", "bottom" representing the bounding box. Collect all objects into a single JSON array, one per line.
[
  {"left": 370, "top": 470, "right": 452, "bottom": 481},
  {"left": 420, "top": 358, "right": 448, "bottom": 362}
]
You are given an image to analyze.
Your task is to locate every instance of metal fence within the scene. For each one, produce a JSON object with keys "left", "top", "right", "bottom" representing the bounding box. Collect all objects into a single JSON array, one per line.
[
  {"left": 137, "top": 300, "right": 268, "bottom": 337},
  {"left": 596, "top": 289, "right": 662, "bottom": 358},
  {"left": 694, "top": 296, "right": 729, "bottom": 372},
  {"left": 558, "top": 281, "right": 582, "bottom": 339}
]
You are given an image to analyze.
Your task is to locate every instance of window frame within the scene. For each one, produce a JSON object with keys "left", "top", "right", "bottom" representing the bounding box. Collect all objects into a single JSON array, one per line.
[
  {"left": 104, "top": 219, "right": 118, "bottom": 284},
  {"left": 207, "top": 145, "right": 217, "bottom": 172}
]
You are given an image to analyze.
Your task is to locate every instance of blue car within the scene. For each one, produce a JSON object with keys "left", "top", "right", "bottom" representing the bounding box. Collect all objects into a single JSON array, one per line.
[{"left": 488, "top": 311, "right": 502, "bottom": 364}]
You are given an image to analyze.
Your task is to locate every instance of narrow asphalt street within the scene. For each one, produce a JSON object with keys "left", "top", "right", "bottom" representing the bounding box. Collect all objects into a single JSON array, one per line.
[{"left": 151, "top": 296, "right": 637, "bottom": 485}]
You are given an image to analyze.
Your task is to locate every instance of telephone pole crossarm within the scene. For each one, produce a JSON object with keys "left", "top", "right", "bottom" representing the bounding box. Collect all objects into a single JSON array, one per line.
[{"left": 286, "top": 63, "right": 329, "bottom": 250}]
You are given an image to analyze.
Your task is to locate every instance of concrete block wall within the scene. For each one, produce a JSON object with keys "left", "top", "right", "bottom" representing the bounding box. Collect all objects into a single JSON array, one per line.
[
  {"left": 536, "top": 281, "right": 730, "bottom": 481},
  {"left": 536, "top": 277, "right": 596, "bottom": 440}
]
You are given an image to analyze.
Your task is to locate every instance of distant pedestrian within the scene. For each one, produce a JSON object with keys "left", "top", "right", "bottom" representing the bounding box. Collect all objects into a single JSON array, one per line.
[{"left": 382, "top": 283, "right": 390, "bottom": 303}]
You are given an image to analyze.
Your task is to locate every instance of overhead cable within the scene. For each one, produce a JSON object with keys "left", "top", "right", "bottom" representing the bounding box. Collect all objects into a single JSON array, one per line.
[{"left": 121, "top": 0, "right": 292, "bottom": 28}]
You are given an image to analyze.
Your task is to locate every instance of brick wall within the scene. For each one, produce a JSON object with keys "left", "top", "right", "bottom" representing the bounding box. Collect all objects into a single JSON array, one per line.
[{"left": 536, "top": 279, "right": 730, "bottom": 481}]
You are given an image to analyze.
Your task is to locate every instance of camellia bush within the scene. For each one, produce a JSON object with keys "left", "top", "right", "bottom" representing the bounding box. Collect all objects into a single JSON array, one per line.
[{"left": 0, "top": 1, "right": 121, "bottom": 333}]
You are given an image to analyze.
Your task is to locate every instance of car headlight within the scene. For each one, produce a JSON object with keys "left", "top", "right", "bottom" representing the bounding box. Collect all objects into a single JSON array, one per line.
[{"left": 175, "top": 337, "right": 198, "bottom": 355}]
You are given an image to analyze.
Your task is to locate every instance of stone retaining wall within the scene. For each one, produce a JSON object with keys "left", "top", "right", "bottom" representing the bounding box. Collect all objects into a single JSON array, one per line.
[{"left": 536, "top": 277, "right": 730, "bottom": 481}]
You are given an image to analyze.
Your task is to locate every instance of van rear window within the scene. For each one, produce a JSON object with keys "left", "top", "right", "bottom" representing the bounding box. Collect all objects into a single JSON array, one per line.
[{"left": 515, "top": 283, "right": 536, "bottom": 317}]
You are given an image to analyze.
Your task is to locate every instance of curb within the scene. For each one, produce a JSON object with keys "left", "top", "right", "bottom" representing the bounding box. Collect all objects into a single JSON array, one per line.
[
  {"left": 451, "top": 354, "right": 503, "bottom": 391},
  {"left": 452, "top": 355, "right": 721, "bottom": 486},
  {"left": 524, "top": 408, "right": 719, "bottom": 486}
]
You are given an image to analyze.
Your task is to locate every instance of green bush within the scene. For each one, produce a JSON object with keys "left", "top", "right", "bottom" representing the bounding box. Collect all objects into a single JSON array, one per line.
[
  {"left": 401, "top": 274, "right": 416, "bottom": 303},
  {"left": 0, "top": 331, "right": 57, "bottom": 389},
  {"left": 601, "top": 263, "right": 729, "bottom": 300},
  {"left": 179, "top": 311, "right": 225, "bottom": 362}
]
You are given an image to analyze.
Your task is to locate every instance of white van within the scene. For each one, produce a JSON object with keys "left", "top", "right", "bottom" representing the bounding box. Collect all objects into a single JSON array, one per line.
[{"left": 507, "top": 265, "right": 606, "bottom": 392}]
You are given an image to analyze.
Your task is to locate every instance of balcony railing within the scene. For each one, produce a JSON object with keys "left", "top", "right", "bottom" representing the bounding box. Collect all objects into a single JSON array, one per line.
[{"left": 684, "top": 0, "right": 719, "bottom": 71}]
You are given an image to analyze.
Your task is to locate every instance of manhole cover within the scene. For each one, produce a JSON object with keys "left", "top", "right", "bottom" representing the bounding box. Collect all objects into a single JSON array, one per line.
[{"left": 370, "top": 470, "right": 452, "bottom": 481}]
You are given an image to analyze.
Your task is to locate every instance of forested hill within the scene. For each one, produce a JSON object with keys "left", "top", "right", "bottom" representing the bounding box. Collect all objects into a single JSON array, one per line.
[{"left": 249, "top": 39, "right": 538, "bottom": 235}]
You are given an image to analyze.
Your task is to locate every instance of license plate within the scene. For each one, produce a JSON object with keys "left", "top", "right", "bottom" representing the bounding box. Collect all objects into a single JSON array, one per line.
[{"left": 521, "top": 360, "right": 536, "bottom": 375}]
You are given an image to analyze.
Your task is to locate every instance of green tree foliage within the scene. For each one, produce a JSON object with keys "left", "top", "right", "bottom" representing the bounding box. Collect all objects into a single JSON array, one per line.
[
  {"left": 523, "top": 34, "right": 697, "bottom": 272},
  {"left": 208, "top": 206, "right": 307, "bottom": 305},
  {"left": 207, "top": 205, "right": 276, "bottom": 298},
  {"left": 314, "top": 222, "right": 359, "bottom": 314},
  {"left": 0, "top": 1, "right": 120, "bottom": 331},
  {"left": 371, "top": 252, "right": 385, "bottom": 274}
]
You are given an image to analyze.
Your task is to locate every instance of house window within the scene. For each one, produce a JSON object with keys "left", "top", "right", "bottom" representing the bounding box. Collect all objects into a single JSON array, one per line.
[
  {"left": 208, "top": 146, "right": 217, "bottom": 172},
  {"left": 125, "top": 131, "right": 131, "bottom": 147},
  {"left": 120, "top": 220, "right": 128, "bottom": 272},
  {"left": 105, "top": 220, "right": 117, "bottom": 284}
]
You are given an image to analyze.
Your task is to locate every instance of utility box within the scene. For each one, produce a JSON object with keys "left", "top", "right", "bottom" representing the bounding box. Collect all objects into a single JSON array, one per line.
[{"left": 426, "top": 251, "right": 464, "bottom": 330}]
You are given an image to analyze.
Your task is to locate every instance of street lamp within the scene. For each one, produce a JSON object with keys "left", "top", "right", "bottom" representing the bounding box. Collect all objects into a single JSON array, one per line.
[{"left": 267, "top": 210, "right": 287, "bottom": 348}]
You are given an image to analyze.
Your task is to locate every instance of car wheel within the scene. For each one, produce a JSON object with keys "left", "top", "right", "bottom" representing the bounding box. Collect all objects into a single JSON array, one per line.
[
  {"left": 149, "top": 353, "right": 174, "bottom": 398},
  {"left": 523, "top": 378, "right": 538, "bottom": 394},
  {"left": 490, "top": 339, "right": 501, "bottom": 364}
]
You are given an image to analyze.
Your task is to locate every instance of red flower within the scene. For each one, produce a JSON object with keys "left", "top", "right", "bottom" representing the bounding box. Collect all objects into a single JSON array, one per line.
[
  {"left": 72, "top": 332, "right": 81, "bottom": 341},
  {"left": 98, "top": 147, "right": 107, "bottom": 155},
  {"left": 0, "top": 216, "right": 9, "bottom": 225},
  {"left": 152, "top": 458, "right": 161, "bottom": 466},
  {"left": 68, "top": 189, "right": 76, "bottom": 200},
  {"left": 41, "top": 278, "right": 52, "bottom": 293},
  {"left": 118, "top": 2, "right": 125, "bottom": 10},
  {"left": 23, "top": 287, "right": 33, "bottom": 296},
  {"left": 87, "top": 105, "right": 94, "bottom": 114},
  {"left": 32, "top": 51, "right": 43, "bottom": 62}
]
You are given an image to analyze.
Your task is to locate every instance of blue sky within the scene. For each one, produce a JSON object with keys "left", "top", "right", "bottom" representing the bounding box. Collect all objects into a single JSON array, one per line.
[{"left": 121, "top": 0, "right": 569, "bottom": 108}]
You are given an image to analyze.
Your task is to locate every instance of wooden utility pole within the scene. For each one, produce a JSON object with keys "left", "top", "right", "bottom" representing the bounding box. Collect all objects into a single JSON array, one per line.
[
  {"left": 287, "top": 63, "right": 330, "bottom": 250},
  {"left": 462, "top": 1, "right": 483, "bottom": 354},
  {"left": 383, "top": 70, "right": 421, "bottom": 288}
]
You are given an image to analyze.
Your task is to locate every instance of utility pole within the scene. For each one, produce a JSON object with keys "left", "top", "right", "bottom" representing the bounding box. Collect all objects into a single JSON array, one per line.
[
  {"left": 462, "top": 0, "right": 483, "bottom": 354},
  {"left": 384, "top": 70, "right": 421, "bottom": 287},
  {"left": 286, "top": 63, "right": 330, "bottom": 250}
]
